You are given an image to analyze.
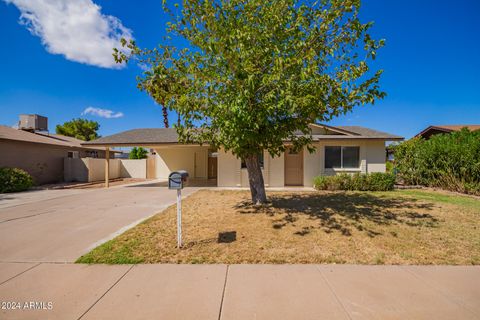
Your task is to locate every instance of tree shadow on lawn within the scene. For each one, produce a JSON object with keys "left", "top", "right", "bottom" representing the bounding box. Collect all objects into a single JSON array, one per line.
[{"left": 234, "top": 192, "right": 438, "bottom": 237}]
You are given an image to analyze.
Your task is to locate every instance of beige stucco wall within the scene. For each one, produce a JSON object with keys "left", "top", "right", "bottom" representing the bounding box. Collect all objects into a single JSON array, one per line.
[
  {"left": 0, "top": 140, "right": 66, "bottom": 184},
  {"left": 217, "top": 148, "right": 240, "bottom": 187},
  {"left": 64, "top": 158, "right": 121, "bottom": 182},
  {"left": 64, "top": 158, "right": 89, "bottom": 182},
  {"left": 365, "top": 140, "right": 387, "bottom": 173},
  {"left": 217, "top": 149, "right": 284, "bottom": 187},
  {"left": 154, "top": 146, "right": 209, "bottom": 179},
  {"left": 120, "top": 159, "right": 147, "bottom": 178},
  {"left": 217, "top": 140, "right": 386, "bottom": 187}
]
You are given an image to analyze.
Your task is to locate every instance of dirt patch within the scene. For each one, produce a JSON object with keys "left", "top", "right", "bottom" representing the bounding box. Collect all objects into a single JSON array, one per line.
[{"left": 77, "top": 189, "right": 480, "bottom": 265}]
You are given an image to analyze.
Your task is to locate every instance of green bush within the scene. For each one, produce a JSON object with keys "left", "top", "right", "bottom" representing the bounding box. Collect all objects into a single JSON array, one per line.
[
  {"left": 386, "top": 161, "right": 394, "bottom": 173},
  {"left": 129, "top": 147, "right": 148, "bottom": 159},
  {"left": 0, "top": 167, "right": 34, "bottom": 193},
  {"left": 394, "top": 128, "right": 480, "bottom": 195},
  {"left": 313, "top": 172, "right": 395, "bottom": 191}
]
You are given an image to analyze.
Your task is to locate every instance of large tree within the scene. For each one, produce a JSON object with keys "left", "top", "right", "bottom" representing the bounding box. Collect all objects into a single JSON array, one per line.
[
  {"left": 56, "top": 118, "right": 100, "bottom": 141},
  {"left": 115, "top": 0, "right": 385, "bottom": 204}
]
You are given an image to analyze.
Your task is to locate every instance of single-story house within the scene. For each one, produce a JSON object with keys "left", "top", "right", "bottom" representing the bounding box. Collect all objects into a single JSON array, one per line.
[
  {"left": 83, "top": 124, "right": 403, "bottom": 188},
  {"left": 415, "top": 125, "right": 480, "bottom": 140},
  {"left": 0, "top": 125, "right": 114, "bottom": 185}
]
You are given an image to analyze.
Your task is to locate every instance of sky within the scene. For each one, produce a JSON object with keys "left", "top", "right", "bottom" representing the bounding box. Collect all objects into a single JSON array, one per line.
[{"left": 0, "top": 0, "right": 479, "bottom": 139}]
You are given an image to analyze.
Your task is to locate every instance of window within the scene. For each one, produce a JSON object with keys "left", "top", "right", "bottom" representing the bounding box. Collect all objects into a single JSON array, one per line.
[
  {"left": 241, "top": 153, "right": 264, "bottom": 169},
  {"left": 325, "top": 146, "right": 360, "bottom": 169}
]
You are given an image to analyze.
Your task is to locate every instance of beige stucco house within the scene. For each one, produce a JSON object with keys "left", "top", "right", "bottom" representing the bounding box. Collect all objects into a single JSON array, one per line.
[
  {"left": 84, "top": 124, "right": 403, "bottom": 188},
  {"left": 0, "top": 125, "right": 114, "bottom": 184}
]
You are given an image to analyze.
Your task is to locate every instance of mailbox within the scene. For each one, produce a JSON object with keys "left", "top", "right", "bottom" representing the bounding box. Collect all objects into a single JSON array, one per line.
[{"left": 168, "top": 170, "right": 189, "bottom": 190}]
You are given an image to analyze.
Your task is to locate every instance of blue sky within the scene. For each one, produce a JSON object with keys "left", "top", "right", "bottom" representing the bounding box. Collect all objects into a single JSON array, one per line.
[{"left": 0, "top": 0, "right": 479, "bottom": 139}]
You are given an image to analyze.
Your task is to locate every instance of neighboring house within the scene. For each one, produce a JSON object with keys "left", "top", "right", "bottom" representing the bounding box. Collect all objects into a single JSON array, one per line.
[
  {"left": 0, "top": 125, "right": 114, "bottom": 185},
  {"left": 415, "top": 125, "right": 480, "bottom": 140},
  {"left": 83, "top": 124, "right": 403, "bottom": 187}
]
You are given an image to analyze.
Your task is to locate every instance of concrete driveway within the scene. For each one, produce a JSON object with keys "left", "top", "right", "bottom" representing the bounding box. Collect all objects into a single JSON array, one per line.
[{"left": 0, "top": 180, "right": 198, "bottom": 263}]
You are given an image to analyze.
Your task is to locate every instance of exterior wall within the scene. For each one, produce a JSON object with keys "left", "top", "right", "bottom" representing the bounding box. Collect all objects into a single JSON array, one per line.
[
  {"left": 154, "top": 146, "right": 209, "bottom": 179},
  {"left": 217, "top": 148, "right": 240, "bottom": 187},
  {"left": 120, "top": 159, "right": 147, "bottom": 178},
  {"left": 217, "top": 149, "right": 284, "bottom": 187},
  {"left": 365, "top": 140, "right": 387, "bottom": 173},
  {"left": 64, "top": 158, "right": 89, "bottom": 182},
  {"left": 216, "top": 140, "right": 386, "bottom": 187},
  {"left": 268, "top": 152, "right": 284, "bottom": 187},
  {"left": 64, "top": 158, "right": 122, "bottom": 182},
  {"left": 1, "top": 139, "right": 68, "bottom": 185}
]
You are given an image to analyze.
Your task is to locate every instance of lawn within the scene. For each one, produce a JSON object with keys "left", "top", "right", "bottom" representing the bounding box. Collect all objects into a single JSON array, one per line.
[{"left": 77, "top": 189, "right": 480, "bottom": 265}]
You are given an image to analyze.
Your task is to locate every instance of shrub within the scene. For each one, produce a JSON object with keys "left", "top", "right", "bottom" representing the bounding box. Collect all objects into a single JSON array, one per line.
[
  {"left": 313, "top": 172, "right": 395, "bottom": 191},
  {"left": 394, "top": 128, "right": 480, "bottom": 195},
  {"left": 0, "top": 167, "right": 34, "bottom": 193},
  {"left": 129, "top": 147, "right": 149, "bottom": 159},
  {"left": 385, "top": 161, "right": 394, "bottom": 173},
  {"left": 367, "top": 172, "right": 396, "bottom": 191}
]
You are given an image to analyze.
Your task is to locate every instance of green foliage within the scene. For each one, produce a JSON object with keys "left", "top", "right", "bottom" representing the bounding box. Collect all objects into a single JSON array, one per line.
[
  {"left": 56, "top": 118, "right": 100, "bottom": 141},
  {"left": 129, "top": 147, "right": 149, "bottom": 159},
  {"left": 0, "top": 167, "right": 34, "bottom": 193},
  {"left": 394, "top": 129, "right": 480, "bottom": 195},
  {"left": 386, "top": 161, "right": 394, "bottom": 173},
  {"left": 115, "top": 0, "right": 386, "bottom": 202},
  {"left": 313, "top": 172, "right": 395, "bottom": 191}
]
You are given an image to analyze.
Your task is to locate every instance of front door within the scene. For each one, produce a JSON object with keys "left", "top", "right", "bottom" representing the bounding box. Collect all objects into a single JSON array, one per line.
[
  {"left": 284, "top": 147, "right": 303, "bottom": 186},
  {"left": 194, "top": 151, "right": 207, "bottom": 178},
  {"left": 208, "top": 156, "right": 218, "bottom": 179}
]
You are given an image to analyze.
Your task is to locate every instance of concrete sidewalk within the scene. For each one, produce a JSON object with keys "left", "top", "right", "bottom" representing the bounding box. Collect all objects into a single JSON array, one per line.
[{"left": 0, "top": 263, "right": 478, "bottom": 320}]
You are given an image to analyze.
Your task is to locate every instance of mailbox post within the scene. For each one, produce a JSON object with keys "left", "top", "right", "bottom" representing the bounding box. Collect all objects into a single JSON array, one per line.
[{"left": 168, "top": 170, "right": 189, "bottom": 248}]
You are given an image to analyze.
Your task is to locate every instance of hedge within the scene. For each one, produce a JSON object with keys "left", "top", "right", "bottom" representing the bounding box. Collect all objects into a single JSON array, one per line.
[
  {"left": 393, "top": 128, "right": 480, "bottom": 195},
  {"left": 0, "top": 167, "right": 34, "bottom": 193},
  {"left": 313, "top": 172, "right": 395, "bottom": 191}
]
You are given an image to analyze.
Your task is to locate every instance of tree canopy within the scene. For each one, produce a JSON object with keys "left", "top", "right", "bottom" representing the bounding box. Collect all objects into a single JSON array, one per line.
[
  {"left": 55, "top": 118, "right": 100, "bottom": 141},
  {"left": 129, "top": 147, "right": 149, "bottom": 159},
  {"left": 115, "top": 0, "right": 385, "bottom": 203}
]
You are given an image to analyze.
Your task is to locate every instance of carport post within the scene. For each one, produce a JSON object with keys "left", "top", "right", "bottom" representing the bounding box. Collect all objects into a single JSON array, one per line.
[{"left": 105, "top": 147, "right": 110, "bottom": 188}]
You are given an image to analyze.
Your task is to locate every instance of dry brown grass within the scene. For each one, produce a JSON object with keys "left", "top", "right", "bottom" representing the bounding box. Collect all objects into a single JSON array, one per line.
[{"left": 77, "top": 189, "right": 480, "bottom": 265}]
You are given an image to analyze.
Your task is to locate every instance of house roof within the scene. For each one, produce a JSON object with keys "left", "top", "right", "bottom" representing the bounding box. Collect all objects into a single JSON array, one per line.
[
  {"left": 415, "top": 125, "right": 480, "bottom": 138},
  {"left": 83, "top": 125, "right": 403, "bottom": 146},
  {"left": 83, "top": 128, "right": 179, "bottom": 146},
  {"left": 0, "top": 125, "right": 109, "bottom": 151}
]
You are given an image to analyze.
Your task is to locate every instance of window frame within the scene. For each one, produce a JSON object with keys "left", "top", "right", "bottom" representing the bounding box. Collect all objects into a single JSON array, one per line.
[{"left": 324, "top": 146, "right": 360, "bottom": 170}]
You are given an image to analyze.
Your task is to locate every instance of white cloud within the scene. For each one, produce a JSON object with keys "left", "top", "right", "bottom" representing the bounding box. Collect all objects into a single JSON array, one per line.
[
  {"left": 82, "top": 107, "right": 124, "bottom": 119},
  {"left": 3, "top": 0, "right": 133, "bottom": 69}
]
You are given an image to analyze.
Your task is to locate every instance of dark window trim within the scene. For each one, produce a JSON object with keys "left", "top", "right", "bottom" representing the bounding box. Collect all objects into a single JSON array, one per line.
[{"left": 324, "top": 146, "right": 360, "bottom": 169}]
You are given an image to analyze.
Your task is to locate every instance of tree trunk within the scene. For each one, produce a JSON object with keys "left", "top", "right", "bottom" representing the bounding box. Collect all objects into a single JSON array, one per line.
[
  {"left": 162, "top": 105, "right": 169, "bottom": 128},
  {"left": 244, "top": 154, "right": 267, "bottom": 204}
]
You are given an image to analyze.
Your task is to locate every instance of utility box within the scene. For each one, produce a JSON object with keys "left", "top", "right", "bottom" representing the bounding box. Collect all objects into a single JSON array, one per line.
[
  {"left": 19, "top": 114, "right": 48, "bottom": 132},
  {"left": 168, "top": 170, "right": 189, "bottom": 190}
]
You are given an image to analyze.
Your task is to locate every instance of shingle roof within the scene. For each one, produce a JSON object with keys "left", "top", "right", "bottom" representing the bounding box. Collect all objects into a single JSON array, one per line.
[
  {"left": 415, "top": 125, "right": 480, "bottom": 138},
  {"left": 335, "top": 126, "right": 404, "bottom": 140},
  {"left": 425, "top": 125, "right": 480, "bottom": 132},
  {"left": 83, "top": 128, "right": 179, "bottom": 146},
  {"left": 84, "top": 125, "right": 403, "bottom": 146},
  {"left": 0, "top": 125, "right": 108, "bottom": 151}
]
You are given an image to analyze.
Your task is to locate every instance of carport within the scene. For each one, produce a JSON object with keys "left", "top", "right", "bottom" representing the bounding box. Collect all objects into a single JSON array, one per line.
[{"left": 82, "top": 128, "right": 218, "bottom": 188}]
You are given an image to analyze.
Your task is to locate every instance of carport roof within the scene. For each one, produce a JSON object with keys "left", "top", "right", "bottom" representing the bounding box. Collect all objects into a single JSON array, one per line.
[
  {"left": 83, "top": 125, "right": 403, "bottom": 147},
  {"left": 83, "top": 128, "right": 179, "bottom": 146}
]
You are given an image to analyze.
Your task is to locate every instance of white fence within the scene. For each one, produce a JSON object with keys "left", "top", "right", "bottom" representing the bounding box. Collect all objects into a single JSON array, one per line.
[{"left": 64, "top": 158, "right": 147, "bottom": 182}]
